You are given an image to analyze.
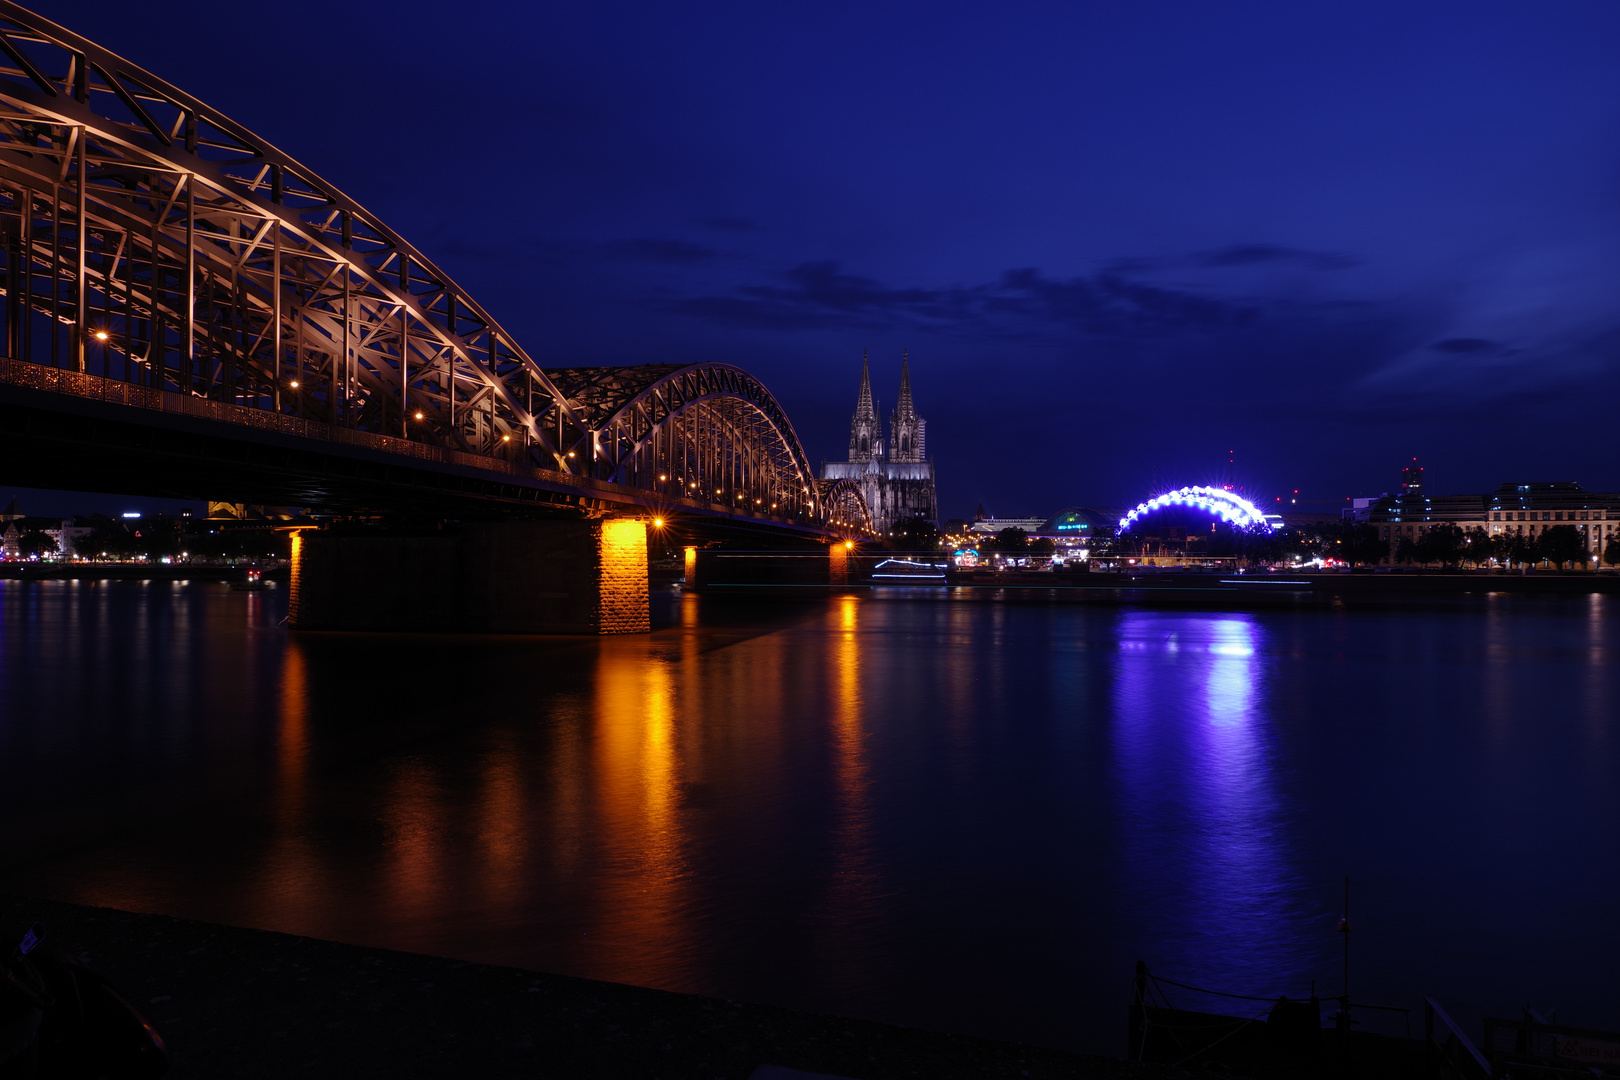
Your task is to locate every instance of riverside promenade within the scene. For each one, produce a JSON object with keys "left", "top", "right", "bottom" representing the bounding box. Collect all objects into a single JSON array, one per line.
[{"left": 0, "top": 896, "right": 1172, "bottom": 1080}]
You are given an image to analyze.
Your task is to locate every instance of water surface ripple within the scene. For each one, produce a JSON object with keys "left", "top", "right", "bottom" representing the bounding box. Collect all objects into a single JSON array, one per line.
[{"left": 1, "top": 580, "right": 1616, "bottom": 1051}]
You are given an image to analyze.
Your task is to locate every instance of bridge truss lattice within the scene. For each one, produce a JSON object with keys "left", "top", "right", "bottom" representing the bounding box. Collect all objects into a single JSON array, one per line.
[{"left": 0, "top": 1, "right": 867, "bottom": 532}]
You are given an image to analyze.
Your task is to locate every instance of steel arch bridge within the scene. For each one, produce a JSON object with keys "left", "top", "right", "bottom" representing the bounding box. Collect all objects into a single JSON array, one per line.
[{"left": 0, "top": 2, "right": 871, "bottom": 536}]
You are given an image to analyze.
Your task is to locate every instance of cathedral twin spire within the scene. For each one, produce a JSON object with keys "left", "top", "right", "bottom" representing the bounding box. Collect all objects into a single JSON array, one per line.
[
  {"left": 848, "top": 350, "right": 883, "bottom": 462},
  {"left": 848, "top": 349, "right": 924, "bottom": 464},
  {"left": 890, "top": 349, "right": 923, "bottom": 463}
]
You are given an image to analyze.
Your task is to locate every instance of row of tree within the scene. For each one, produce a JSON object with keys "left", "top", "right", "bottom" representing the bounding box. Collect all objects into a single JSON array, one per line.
[
  {"left": 1168, "top": 520, "right": 1611, "bottom": 569},
  {"left": 896, "top": 520, "right": 1061, "bottom": 555},
  {"left": 899, "top": 513, "right": 1618, "bottom": 570},
  {"left": 1388, "top": 522, "right": 1607, "bottom": 570}
]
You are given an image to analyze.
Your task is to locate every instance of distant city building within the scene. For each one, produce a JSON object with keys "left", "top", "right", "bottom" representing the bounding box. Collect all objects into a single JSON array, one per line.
[
  {"left": 1344, "top": 496, "right": 1383, "bottom": 523},
  {"left": 1368, "top": 479, "right": 1619, "bottom": 563},
  {"left": 1401, "top": 459, "right": 1424, "bottom": 496},
  {"left": 822, "top": 351, "right": 938, "bottom": 534},
  {"left": 968, "top": 516, "right": 1048, "bottom": 537},
  {"left": 1032, "top": 507, "right": 1118, "bottom": 550},
  {"left": 0, "top": 501, "right": 86, "bottom": 558}
]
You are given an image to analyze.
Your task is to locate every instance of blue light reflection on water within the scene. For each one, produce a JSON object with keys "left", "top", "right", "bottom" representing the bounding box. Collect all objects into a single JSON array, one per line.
[
  {"left": 1112, "top": 613, "right": 1320, "bottom": 1000},
  {"left": 2, "top": 581, "right": 1619, "bottom": 1053}
]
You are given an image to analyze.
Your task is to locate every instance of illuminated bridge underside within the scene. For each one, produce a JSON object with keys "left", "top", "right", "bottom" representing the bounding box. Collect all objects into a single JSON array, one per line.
[
  {"left": 0, "top": 2, "right": 869, "bottom": 534},
  {"left": 1119, "top": 486, "right": 1275, "bottom": 532}
]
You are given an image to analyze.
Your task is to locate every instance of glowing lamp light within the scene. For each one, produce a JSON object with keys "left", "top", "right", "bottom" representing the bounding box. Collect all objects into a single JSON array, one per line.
[
  {"left": 844, "top": 541, "right": 854, "bottom": 550},
  {"left": 652, "top": 518, "right": 664, "bottom": 528},
  {"left": 94, "top": 330, "right": 108, "bottom": 341},
  {"left": 413, "top": 411, "right": 423, "bottom": 420},
  {"left": 289, "top": 380, "right": 299, "bottom": 388},
  {"left": 502, "top": 434, "right": 511, "bottom": 442}
]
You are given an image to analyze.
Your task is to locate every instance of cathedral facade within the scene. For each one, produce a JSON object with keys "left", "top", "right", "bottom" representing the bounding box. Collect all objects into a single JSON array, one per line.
[{"left": 821, "top": 351, "right": 939, "bottom": 534}]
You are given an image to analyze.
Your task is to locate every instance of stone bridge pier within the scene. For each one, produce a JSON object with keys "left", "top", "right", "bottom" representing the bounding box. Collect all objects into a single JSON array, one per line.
[{"left": 289, "top": 519, "right": 650, "bottom": 635}]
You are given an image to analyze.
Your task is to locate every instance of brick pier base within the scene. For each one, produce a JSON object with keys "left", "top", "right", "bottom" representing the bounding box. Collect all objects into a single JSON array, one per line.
[{"left": 289, "top": 519, "right": 649, "bottom": 635}]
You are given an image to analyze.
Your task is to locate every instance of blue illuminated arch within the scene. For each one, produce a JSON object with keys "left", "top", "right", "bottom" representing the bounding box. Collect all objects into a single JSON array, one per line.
[{"left": 1118, "top": 486, "right": 1275, "bottom": 532}]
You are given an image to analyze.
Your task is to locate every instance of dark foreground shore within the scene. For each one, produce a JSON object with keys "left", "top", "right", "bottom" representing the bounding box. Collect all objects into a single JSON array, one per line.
[{"left": 0, "top": 896, "right": 1169, "bottom": 1080}]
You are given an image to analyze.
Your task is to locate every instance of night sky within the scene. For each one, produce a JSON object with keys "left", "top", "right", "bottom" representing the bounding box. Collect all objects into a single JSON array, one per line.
[{"left": 23, "top": 1, "right": 1620, "bottom": 519}]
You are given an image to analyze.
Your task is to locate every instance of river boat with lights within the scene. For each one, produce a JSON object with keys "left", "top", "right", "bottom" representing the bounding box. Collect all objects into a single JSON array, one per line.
[{"left": 870, "top": 557, "right": 948, "bottom": 584}]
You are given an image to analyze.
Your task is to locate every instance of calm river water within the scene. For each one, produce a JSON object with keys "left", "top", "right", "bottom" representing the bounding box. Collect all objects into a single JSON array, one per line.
[{"left": 0, "top": 580, "right": 1616, "bottom": 1053}]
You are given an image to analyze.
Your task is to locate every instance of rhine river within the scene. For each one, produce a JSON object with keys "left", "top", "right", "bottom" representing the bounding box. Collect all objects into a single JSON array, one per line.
[{"left": 1, "top": 580, "right": 1616, "bottom": 1053}]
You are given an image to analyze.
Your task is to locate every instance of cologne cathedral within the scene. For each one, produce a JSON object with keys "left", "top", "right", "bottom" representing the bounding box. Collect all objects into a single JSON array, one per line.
[{"left": 821, "top": 351, "right": 939, "bottom": 534}]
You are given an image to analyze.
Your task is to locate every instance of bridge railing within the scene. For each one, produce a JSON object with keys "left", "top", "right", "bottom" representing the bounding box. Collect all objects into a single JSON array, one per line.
[{"left": 0, "top": 357, "right": 817, "bottom": 527}]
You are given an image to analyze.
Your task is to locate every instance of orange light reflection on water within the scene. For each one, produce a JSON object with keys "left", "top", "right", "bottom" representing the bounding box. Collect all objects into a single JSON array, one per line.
[
  {"left": 586, "top": 638, "right": 689, "bottom": 984},
  {"left": 245, "top": 636, "right": 320, "bottom": 929},
  {"left": 382, "top": 757, "right": 446, "bottom": 933},
  {"left": 824, "top": 595, "right": 879, "bottom": 934}
]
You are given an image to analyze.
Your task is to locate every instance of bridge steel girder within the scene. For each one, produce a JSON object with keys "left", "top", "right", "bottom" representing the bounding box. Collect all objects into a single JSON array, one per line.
[
  {"left": 817, "top": 478, "right": 875, "bottom": 534},
  {"left": 543, "top": 363, "right": 823, "bottom": 524},
  {"left": 0, "top": 1, "right": 583, "bottom": 465},
  {"left": 0, "top": 2, "right": 870, "bottom": 536}
]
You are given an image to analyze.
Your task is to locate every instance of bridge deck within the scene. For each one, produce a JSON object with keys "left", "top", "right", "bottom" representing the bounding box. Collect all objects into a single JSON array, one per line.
[{"left": 0, "top": 358, "right": 827, "bottom": 532}]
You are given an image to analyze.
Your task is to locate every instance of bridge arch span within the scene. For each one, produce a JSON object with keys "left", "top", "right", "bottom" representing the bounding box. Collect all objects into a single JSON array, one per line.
[
  {"left": 0, "top": 0, "right": 581, "bottom": 460},
  {"left": 542, "top": 363, "right": 828, "bottom": 524},
  {"left": 0, "top": 2, "right": 872, "bottom": 534},
  {"left": 817, "top": 478, "right": 875, "bottom": 534}
]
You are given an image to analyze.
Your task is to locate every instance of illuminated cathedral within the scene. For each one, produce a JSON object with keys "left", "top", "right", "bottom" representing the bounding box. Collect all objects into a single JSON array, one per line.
[{"left": 821, "top": 351, "right": 939, "bottom": 534}]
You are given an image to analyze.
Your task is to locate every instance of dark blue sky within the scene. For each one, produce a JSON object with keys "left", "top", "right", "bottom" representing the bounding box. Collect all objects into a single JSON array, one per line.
[{"left": 26, "top": 0, "right": 1620, "bottom": 518}]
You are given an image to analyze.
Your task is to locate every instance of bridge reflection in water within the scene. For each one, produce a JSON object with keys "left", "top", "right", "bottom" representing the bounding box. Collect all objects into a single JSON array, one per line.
[{"left": 8, "top": 585, "right": 1620, "bottom": 1053}]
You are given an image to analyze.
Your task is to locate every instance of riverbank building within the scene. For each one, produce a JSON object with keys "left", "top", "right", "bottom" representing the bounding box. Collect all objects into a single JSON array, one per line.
[
  {"left": 822, "top": 351, "right": 939, "bottom": 535},
  {"left": 1364, "top": 477, "right": 1620, "bottom": 564}
]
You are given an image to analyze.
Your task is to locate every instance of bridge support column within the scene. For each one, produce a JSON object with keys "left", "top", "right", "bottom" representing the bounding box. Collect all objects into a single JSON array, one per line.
[
  {"left": 828, "top": 542, "right": 851, "bottom": 590},
  {"left": 289, "top": 519, "right": 649, "bottom": 634}
]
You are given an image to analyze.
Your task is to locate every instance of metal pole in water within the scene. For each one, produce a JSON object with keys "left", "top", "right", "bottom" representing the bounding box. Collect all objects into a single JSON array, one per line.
[{"left": 1337, "top": 876, "right": 1352, "bottom": 1056}]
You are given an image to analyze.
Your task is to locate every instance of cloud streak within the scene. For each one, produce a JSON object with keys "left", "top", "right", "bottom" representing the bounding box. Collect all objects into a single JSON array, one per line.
[
  {"left": 1193, "top": 244, "right": 1357, "bottom": 270},
  {"left": 663, "top": 260, "right": 1258, "bottom": 338}
]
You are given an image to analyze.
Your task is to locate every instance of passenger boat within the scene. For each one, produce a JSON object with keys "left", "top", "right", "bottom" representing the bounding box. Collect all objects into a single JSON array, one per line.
[{"left": 869, "top": 557, "right": 948, "bottom": 584}]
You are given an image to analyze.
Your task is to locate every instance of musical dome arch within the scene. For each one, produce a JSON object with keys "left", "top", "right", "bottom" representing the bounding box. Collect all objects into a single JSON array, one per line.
[{"left": 1118, "top": 486, "right": 1275, "bottom": 533}]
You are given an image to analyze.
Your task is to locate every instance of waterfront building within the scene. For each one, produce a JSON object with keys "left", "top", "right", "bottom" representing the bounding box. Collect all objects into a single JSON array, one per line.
[
  {"left": 822, "top": 351, "right": 939, "bottom": 534},
  {"left": 1032, "top": 507, "right": 1117, "bottom": 549},
  {"left": 1344, "top": 496, "right": 1381, "bottom": 523},
  {"left": 1368, "top": 480, "right": 1620, "bottom": 563},
  {"left": 0, "top": 512, "right": 87, "bottom": 558},
  {"left": 968, "top": 516, "right": 1049, "bottom": 537}
]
